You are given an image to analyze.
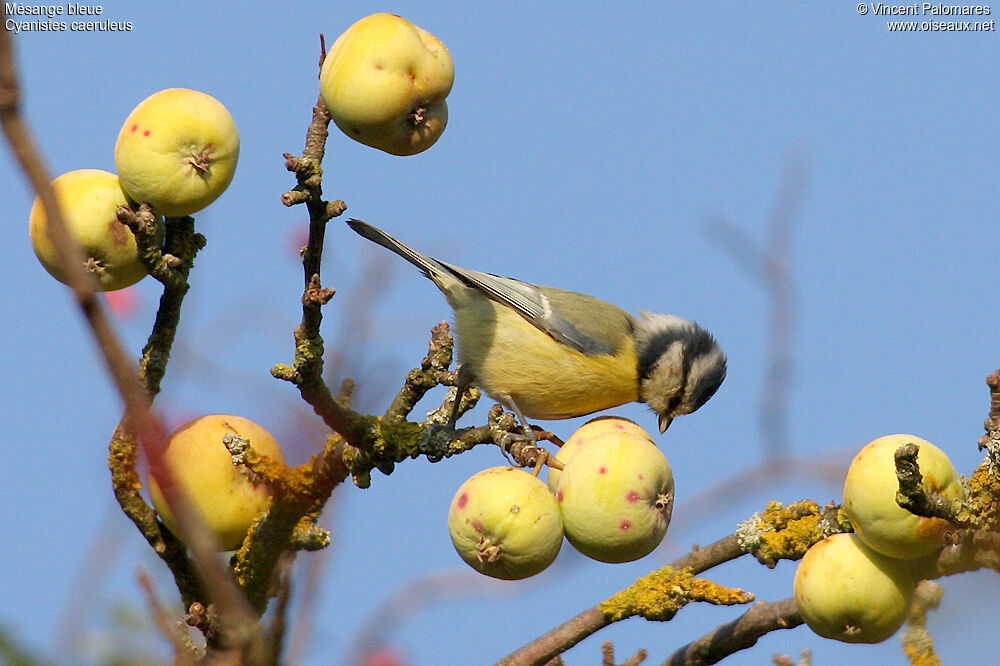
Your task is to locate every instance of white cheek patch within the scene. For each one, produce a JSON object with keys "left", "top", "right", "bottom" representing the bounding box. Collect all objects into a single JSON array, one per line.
[{"left": 643, "top": 342, "right": 686, "bottom": 413}]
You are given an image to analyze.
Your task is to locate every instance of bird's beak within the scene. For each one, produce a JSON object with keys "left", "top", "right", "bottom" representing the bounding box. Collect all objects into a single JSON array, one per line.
[{"left": 659, "top": 414, "right": 672, "bottom": 433}]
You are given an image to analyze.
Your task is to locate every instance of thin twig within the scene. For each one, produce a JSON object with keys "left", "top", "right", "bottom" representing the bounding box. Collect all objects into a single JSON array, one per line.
[
  {"left": 704, "top": 147, "right": 810, "bottom": 460},
  {"left": 2, "top": 19, "right": 262, "bottom": 653},
  {"left": 0, "top": 9, "right": 158, "bottom": 448},
  {"left": 138, "top": 568, "right": 200, "bottom": 665}
]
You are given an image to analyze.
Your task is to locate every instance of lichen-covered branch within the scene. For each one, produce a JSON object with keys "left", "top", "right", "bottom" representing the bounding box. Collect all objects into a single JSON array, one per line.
[
  {"left": 121, "top": 210, "right": 206, "bottom": 396},
  {"left": 106, "top": 212, "right": 206, "bottom": 608},
  {"left": 900, "top": 580, "right": 943, "bottom": 666},
  {"left": 498, "top": 499, "right": 845, "bottom": 665},
  {"left": 220, "top": 431, "right": 337, "bottom": 613},
  {"left": 904, "top": 371, "right": 1000, "bottom": 579},
  {"left": 495, "top": 563, "right": 753, "bottom": 666},
  {"left": 971, "top": 369, "right": 1000, "bottom": 534},
  {"left": 335, "top": 320, "right": 565, "bottom": 486},
  {"left": 601, "top": 568, "right": 754, "bottom": 623},
  {"left": 736, "top": 500, "right": 849, "bottom": 567},
  {"left": 273, "top": 88, "right": 357, "bottom": 446},
  {"left": 979, "top": 369, "right": 1000, "bottom": 446},
  {"left": 893, "top": 443, "right": 977, "bottom": 528}
]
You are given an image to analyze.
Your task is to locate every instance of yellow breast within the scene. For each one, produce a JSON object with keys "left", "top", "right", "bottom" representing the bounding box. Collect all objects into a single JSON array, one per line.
[{"left": 454, "top": 299, "right": 639, "bottom": 419}]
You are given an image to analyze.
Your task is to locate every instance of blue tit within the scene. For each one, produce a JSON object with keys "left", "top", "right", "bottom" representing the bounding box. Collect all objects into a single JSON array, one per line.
[{"left": 347, "top": 219, "right": 726, "bottom": 434}]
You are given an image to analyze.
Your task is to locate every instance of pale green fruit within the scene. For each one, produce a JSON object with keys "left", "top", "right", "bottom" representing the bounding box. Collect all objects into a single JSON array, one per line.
[
  {"left": 556, "top": 433, "right": 673, "bottom": 563},
  {"left": 320, "top": 13, "right": 453, "bottom": 155},
  {"left": 548, "top": 417, "right": 653, "bottom": 492},
  {"left": 794, "top": 533, "right": 916, "bottom": 643},
  {"left": 843, "top": 433, "right": 964, "bottom": 559},
  {"left": 448, "top": 466, "right": 563, "bottom": 580},
  {"left": 29, "top": 169, "right": 149, "bottom": 291},
  {"left": 115, "top": 88, "right": 240, "bottom": 216},
  {"left": 148, "top": 414, "right": 285, "bottom": 551}
]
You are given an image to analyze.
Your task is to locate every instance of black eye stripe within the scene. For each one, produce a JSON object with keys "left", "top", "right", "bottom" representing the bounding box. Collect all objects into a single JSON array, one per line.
[{"left": 665, "top": 392, "right": 683, "bottom": 415}]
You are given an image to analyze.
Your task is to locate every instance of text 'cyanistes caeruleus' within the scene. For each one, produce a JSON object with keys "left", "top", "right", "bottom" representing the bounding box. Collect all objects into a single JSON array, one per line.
[{"left": 347, "top": 219, "right": 726, "bottom": 435}]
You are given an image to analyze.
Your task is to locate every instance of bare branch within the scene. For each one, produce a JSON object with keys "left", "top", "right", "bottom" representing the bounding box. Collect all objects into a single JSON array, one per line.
[{"left": 660, "top": 597, "right": 802, "bottom": 666}]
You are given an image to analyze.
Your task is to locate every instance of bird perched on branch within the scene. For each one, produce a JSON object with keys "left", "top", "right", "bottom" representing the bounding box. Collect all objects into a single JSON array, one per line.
[{"left": 346, "top": 219, "right": 726, "bottom": 437}]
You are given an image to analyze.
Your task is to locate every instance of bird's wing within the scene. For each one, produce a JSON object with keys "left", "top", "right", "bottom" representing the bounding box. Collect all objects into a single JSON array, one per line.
[
  {"left": 346, "top": 220, "right": 620, "bottom": 357},
  {"left": 439, "top": 260, "right": 616, "bottom": 357}
]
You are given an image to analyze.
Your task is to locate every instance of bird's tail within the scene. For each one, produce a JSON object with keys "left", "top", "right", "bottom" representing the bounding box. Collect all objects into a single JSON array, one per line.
[{"left": 346, "top": 219, "right": 449, "bottom": 281}]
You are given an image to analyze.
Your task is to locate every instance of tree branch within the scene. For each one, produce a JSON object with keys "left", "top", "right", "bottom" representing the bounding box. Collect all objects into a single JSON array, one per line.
[
  {"left": 498, "top": 499, "right": 843, "bottom": 665},
  {"left": 660, "top": 597, "right": 802, "bottom": 666},
  {"left": 2, "top": 16, "right": 260, "bottom": 654}
]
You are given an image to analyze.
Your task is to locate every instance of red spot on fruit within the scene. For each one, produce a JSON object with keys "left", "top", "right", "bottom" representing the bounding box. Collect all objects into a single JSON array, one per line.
[
  {"left": 456, "top": 492, "right": 468, "bottom": 509},
  {"left": 637, "top": 473, "right": 645, "bottom": 480},
  {"left": 626, "top": 491, "right": 640, "bottom": 503},
  {"left": 130, "top": 124, "right": 138, "bottom": 132},
  {"left": 598, "top": 466, "right": 606, "bottom": 474},
  {"left": 472, "top": 520, "right": 484, "bottom": 533},
  {"left": 620, "top": 520, "right": 632, "bottom": 531},
  {"left": 557, "top": 489, "right": 564, "bottom": 502},
  {"left": 143, "top": 129, "right": 151, "bottom": 137}
]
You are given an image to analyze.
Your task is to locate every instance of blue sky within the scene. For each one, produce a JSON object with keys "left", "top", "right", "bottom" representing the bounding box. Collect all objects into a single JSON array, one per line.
[{"left": 2, "top": 2, "right": 997, "bottom": 664}]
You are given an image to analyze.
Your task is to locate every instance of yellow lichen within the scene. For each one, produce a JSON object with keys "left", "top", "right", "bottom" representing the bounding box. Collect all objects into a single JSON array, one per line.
[
  {"left": 749, "top": 500, "right": 843, "bottom": 567},
  {"left": 599, "top": 567, "right": 753, "bottom": 623},
  {"left": 965, "top": 462, "right": 1000, "bottom": 531}
]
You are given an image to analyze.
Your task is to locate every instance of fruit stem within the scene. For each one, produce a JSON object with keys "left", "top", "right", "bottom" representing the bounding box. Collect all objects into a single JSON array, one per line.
[{"left": 186, "top": 151, "right": 212, "bottom": 175}]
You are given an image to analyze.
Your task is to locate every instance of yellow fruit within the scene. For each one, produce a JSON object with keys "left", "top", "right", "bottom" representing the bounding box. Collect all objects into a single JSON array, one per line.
[
  {"left": 548, "top": 417, "right": 653, "bottom": 492},
  {"left": 555, "top": 432, "right": 673, "bottom": 563},
  {"left": 448, "top": 466, "right": 563, "bottom": 580},
  {"left": 148, "top": 414, "right": 285, "bottom": 550},
  {"left": 843, "top": 434, "right": 964, "bottom": 559},
  {"left": 29, "top": 169, "right": 148, "bottom": 291},
  {"left": 320, "top": 13, "right": 453, "bottom": 156},
  {"left": 115, "top": 88, "right": 240, "bottom": 216},
  {"left": 794, "top": 533, "right": 916, "bottom": 643}
]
